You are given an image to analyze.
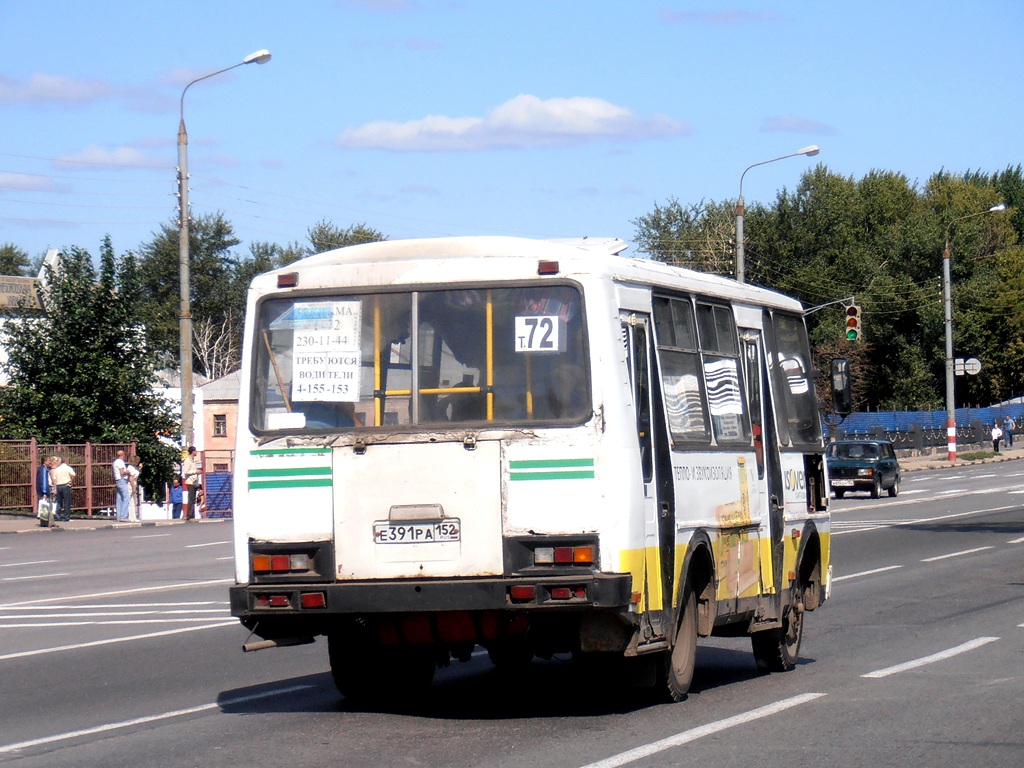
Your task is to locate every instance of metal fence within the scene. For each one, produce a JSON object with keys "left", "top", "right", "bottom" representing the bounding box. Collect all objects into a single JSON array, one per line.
[{"left": 0, "top": 439, "right": 135, "bottom": 516}]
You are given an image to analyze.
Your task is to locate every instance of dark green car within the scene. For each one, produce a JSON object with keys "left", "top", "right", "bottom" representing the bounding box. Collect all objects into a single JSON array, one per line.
[{"left": 826, "top": 439, "right": 901, "bottom": 498}]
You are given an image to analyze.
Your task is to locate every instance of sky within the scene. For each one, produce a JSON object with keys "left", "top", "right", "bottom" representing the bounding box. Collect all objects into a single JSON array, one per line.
[{"left": 2, "top": 0, "right": 1023, "bottom": 264}]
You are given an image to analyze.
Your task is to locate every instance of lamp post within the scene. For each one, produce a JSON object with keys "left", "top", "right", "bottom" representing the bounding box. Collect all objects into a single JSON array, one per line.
[
  {"left": 177, "top": 49, "right": 271, "bottom": 447},
  {"left": 942, "top": 203, "right": 1006, "bottom": 462},
  {"left": 735, "top": 145, "right": 820, "bottom": 284}
]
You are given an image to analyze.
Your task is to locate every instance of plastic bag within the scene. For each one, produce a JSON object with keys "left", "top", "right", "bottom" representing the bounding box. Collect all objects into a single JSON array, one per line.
[{"left": 37, "top": 498, "right": 54, "bottom": 523}]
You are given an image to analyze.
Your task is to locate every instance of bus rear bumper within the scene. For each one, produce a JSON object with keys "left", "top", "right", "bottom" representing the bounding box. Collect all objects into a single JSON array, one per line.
[{"left": 230, "top": 573, "right": 633, "bottom": 623}]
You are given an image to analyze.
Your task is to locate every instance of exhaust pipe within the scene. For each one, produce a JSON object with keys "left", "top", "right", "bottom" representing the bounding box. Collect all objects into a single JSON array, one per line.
[{"left": 242, "top": 636, "right": 316, "bottom": 653}]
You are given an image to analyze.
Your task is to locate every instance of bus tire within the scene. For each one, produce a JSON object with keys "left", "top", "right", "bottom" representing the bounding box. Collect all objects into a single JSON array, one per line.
[
  {"left": 486, "top": 640, "right": 533, "bottom": 671},
  {"left": 663, "top": 587, "right": 697, "bottom": 702},
  {"left": 751, "top": 601, "right": 804, "bottom": 673},
  {"left": 328, "top": 629, "right": 435, "bottom": 701}
]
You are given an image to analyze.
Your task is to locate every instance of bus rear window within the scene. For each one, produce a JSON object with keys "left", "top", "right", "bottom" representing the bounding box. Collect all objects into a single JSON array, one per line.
[{"left": 251, "top": 285, "right": 589, "bottom": 432}]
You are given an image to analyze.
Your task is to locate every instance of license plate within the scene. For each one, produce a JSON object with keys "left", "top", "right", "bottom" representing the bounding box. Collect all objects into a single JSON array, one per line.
[
  {"left": 831, "top": 479, "right": 855, "bottom": 487},
  {"left": 374, "top": 519, "right": 461, "bottom": 544}
]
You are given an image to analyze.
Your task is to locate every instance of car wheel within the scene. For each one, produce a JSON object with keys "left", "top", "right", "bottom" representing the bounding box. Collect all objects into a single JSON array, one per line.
[
  {"left": 834, "top": 489, "right": 845, "bottom": 499},
  {"left": 870, "top": 476, "right": 881, "bottom": 498},
  {"left": 888, "top": 475, "right": 899, "bottom": 497}
]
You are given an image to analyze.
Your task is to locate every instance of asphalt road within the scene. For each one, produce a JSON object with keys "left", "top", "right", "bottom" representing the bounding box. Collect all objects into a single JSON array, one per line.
[{"left": 1, "top": 462, "right": 1022, "bottom": 767}]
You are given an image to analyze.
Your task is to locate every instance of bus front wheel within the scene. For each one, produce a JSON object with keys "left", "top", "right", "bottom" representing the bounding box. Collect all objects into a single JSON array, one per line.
[
  {"left": 751, "top": 601, "right": 804, "bottom": 673},
  {"left": 663, "top": 588, "right": 697, "bottom": 702}
]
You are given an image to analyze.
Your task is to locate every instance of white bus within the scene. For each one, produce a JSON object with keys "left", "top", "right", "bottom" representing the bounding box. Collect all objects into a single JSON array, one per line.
[{"left": 230, "top": 236, "right": 846, "bottom": 702}]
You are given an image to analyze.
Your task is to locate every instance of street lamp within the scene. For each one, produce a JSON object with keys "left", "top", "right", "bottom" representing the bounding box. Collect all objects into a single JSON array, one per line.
[
  {"left": 942, "top": 202, "right": 1006, "bottom": 462},
  {"left": 177, "top": 49, "right": 271, "bottom": 447},
  {"left": 735, "top": 145, "right": 820, "bottom": 284}
]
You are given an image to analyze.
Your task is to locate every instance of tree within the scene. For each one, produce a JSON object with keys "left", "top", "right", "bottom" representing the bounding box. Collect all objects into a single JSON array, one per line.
[
  {"left": 634, "top": 166, "right": 1021, "bottom": 410},
  {"left": 632, "top": 198, "right": 734, "bottom": 274},
  {"left": 193, "top": 313, "right": 241, "bottom": 381},
  {"left": 307, "top": 220, "right": 387, "bottom": 253},
  {"left": 0, "top": 243, "right": 31, "bottom": 276},
  {"left": 0, "top": 237, "right": 178, "bottom": 492},
  {"left": 136, "top": 213, "right": 242, "bottom": 366}
]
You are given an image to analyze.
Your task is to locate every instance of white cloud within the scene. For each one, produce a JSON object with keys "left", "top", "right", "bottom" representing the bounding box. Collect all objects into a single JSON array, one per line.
[
  {"left": 0, "top": 73, "right": 115, "bottom": 106},
  {"left": 53, "top": 145, "right": 162, "bottom": 169},
  {"left": 336, "top": 94, "right": 690, "bottom": 151},
  {"left": 0, "top": 172, "right": 65, "bottom": 192}
]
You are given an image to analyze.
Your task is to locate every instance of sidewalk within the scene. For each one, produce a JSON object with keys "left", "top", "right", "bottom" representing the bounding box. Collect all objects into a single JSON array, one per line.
[
  {"left": 0, "top": 514, "right": 228, "bottom": 535},
  {"left": 897, "top": 443, "right": 1024, "bottom": 472},
  {"left": 2, "top": 444, "right": 1021, "bottom": 535}
]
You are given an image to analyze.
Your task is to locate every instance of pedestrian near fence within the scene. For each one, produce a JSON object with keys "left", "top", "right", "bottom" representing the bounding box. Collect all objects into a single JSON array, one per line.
[
  {"left": 113, "top": 450, "right": 131, "bottom": 522},
  {"left": 991, "top": 422, "right": 1003, "bottom": 453},
  {"left": 35, "top": 456, "right": 54, "bottom": 527},
  {"left": 1004, "top": 416, "right": 1015, "bottom": 448},
  {"left": 49, "top": 455, "right": 75, "bottom": 522}
]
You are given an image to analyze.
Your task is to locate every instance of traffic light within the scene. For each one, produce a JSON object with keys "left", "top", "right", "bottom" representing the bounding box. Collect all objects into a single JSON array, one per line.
[{"left": 844, "top": 305, "right": 862, "bottom": 341}]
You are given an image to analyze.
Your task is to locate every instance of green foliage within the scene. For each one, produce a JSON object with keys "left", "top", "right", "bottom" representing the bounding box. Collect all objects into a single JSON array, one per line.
[
  {"left": 307, "top": 220, "right": 387, "bottom": 253},
  {"left": 0, "top": 243, "right": 32, "bottom": 276},
  {"left": 637, "top": 166, "right": 1022, "bottom": 410},
  {"left": 0, "top": 237, "right": 179, "bottom": 495},
  {"left": 136, "top": 213, "right": 242, "bottom": 366},
  {"left": 632, "top": 198, "right": 734, "bottom": 274}
]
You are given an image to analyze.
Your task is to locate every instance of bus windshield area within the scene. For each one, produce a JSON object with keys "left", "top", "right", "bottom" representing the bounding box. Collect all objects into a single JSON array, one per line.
[{"left": 251, "top": 285, "right": 590, "bottom": 432}]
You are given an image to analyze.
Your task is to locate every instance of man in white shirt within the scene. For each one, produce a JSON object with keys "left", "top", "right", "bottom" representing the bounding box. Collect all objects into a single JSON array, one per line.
[
  {"left": 113, "top": 450, "right": 131, "bottom": 522},
  {"left": 49, "top": 456, "right": 76, "bottom": 523}
]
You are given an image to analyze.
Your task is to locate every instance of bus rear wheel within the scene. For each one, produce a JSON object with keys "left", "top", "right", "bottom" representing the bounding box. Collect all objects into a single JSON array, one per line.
[
  {"left": 328, "top": 629, "right": 435, "bottom": 701},
  {"left": 662, "top": 588, "right": 697, "bottom": 702},
  {"left": 751, "top": 601, "right": 804, "bottom": 673}
]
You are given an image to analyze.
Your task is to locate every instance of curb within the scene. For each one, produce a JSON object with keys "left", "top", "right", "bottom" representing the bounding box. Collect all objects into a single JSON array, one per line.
[{"left": 0, "top": 518, "right": 229, "bottom": 535}]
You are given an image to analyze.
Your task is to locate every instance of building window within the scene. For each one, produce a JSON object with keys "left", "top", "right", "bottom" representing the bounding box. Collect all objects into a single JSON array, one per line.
[{"left": 213, "top": 414, "right": 228, "bottom": 437}]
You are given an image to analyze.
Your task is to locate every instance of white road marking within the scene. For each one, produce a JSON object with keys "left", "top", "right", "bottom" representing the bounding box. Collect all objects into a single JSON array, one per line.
[
  {"left": 832, "top": 506, "right": 1018, "bottom": 536},
  {"left": 186, "top": 540, "right": 231, "bottom": 548},
  {"left": 577, "top": 693, "right": 826, "bottom": 768},
  {"left": 831, "top": 565, "right": 902, "bottom": 583},
  {"left": 0, "top": 683, "right": 317, "bottom": 754},
  {"left": 0, "top": 609, "right": 227, "bottom": 619},
  {"left": 862, "top": 637, "right": 999, "bottom": 679},
  {"left": 0, "top": 620, "right": 238, "bottom": 662},
  {"left": 132, "top": 533, "right": 172, "bottom": 539},
  {"left": 0, "top": 560, "right": 58, "bottom": 568},
  {"left": 921, "top": 546, "right": 993, "bottom": 562},
  {"left": 2, "top": 573, "right": 71, "bottom": 582},
  {"left": 0, "top": 619, "right": 231, "bottom": 628},
  {"left": 1008, "top": 536, "right": 1024, "bottom": 544},
  {"left": 0, "top": 578, "right": 233, "bottom": 609},
  {"left": 9, "top": 602, "right": 228, "bottom": 609}
]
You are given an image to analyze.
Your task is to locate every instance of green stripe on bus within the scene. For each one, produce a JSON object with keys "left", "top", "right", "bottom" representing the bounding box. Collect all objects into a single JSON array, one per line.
[
  {"left": 509, "top": 470, "right": 596, "bottom": 481},
  {"left": 250, "top": 447, "right": 331, "bottom": 456},
  {"left": 248, "top": 466, "right": 332, "bottom": 478},
  {"left": 248, "top": 478, "right": 334, "bottom": 490},
  {"left": 509, "top": 458, "right": 594, "bottom": 469}
]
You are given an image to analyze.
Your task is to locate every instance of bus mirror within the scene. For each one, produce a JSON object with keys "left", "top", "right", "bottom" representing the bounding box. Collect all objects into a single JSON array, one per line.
[{"left": 830, "top": 358, "right": 852, "bottom": 416}]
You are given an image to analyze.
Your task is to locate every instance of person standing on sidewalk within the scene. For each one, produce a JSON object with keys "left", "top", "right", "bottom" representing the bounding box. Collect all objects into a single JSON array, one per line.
[
  {"left": 113, "top": 450, "right": 131, "bottom": 522},
  {"left": 35, "top": 456, "right": 54, "bottom": 527},
  {"left": 49, "top": 455, "right": 75, "bottom": 522},
  {"left": 169, "top": 476, "right": 183, "bottom": 520},
  {"left": 991, "top": 422, "right": 1003, "bottom": 453},
  {"left": 182, "top": 446, "right": 201, "bottom": 520},
  {"left": 1004, "top": 416, "right": 1015, "bottom": 448}
]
